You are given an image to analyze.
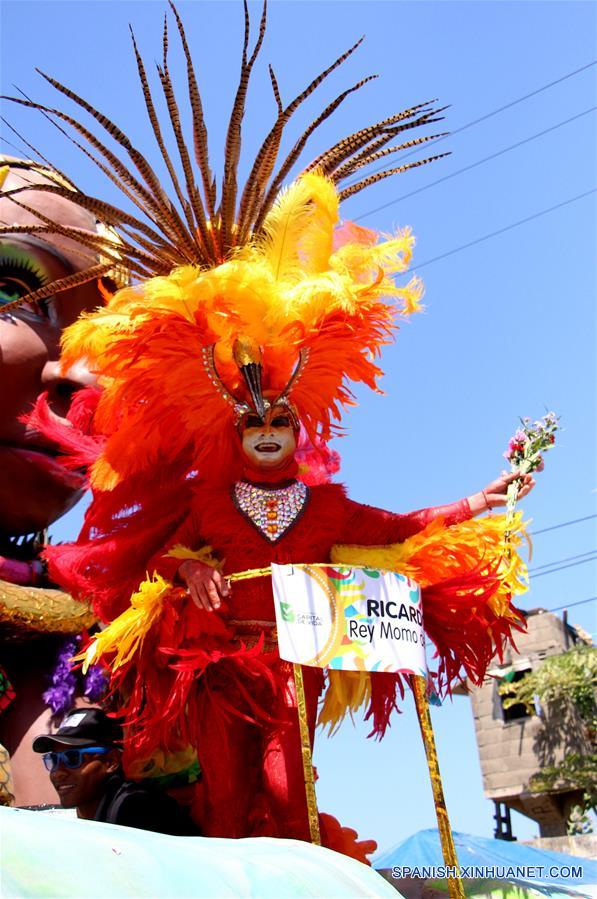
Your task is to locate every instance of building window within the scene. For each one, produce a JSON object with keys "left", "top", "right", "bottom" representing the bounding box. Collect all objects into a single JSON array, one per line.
[{"left": 500, "top": 668, "right": 532, "bottom": 722}]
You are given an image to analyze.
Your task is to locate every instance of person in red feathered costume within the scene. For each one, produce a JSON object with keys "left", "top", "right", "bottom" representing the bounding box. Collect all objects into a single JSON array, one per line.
[
  {"left": 2, "top": 3, "right": 538, "bottom": 857},
  {"left": 41, "top": 374, "right": 533, "bottom": 858},
  {"left": 99, "top": 396, "right": 532, "bottom": 848}
]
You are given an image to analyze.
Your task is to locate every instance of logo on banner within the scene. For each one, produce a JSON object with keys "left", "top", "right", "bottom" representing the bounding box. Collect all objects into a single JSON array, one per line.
[{"left": 271, "top": 564, "right": 426, "bottom": 676}]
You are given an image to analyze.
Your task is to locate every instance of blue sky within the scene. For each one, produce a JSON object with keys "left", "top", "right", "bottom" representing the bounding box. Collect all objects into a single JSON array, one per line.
[{"left": 2, "top": 0, "right": 595, "bottom": 852}]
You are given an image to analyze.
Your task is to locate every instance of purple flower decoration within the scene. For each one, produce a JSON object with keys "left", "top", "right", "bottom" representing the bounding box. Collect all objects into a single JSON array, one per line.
[
  {"left": 84, "top": 665, "right": 109, "bottom": 702},
  {"left": 43, "top": 635, "right": 108, "bottom": 715},
  {"left": 43, "top": 637, "right": 80, "bottom": 715}
]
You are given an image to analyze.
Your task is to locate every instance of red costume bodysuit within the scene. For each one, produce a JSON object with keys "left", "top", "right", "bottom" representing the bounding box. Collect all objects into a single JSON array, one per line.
[{"left": 145, "top": 477, "right": 471, "bottom": 840}]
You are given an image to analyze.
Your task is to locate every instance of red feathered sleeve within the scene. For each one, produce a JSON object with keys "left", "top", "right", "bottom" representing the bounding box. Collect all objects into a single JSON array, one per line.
[
  {"left": 338, "top": 497, "right": 472, "bottom": 545},
  {"left": 146, "top": 507, "right": 203, "bottom": 582}
]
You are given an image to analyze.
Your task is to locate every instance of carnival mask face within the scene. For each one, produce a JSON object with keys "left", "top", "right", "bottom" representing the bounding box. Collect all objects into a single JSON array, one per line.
[
  {"left": 241, "top": 408, "right": 297, "bottom": 470},
  {"left": 0, "top": 166, "right": 102, "bottom": 535}
]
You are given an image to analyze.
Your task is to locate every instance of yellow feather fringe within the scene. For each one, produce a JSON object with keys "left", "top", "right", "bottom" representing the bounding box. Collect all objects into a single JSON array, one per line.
[
  {"left": 331, "top": 512, "right": 529, "bottom": 615},
  {"left": 318, "top": 670, "right": 372, "bottom": 736},
  {"left": 166, "top": 544, "right": 222, "bottom": 569},
  {"left": 77, "top": 573, "right": 174, "bottom": 673}
]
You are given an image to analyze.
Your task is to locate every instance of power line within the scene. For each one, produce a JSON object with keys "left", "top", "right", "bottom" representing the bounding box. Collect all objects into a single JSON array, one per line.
[
  {"left": 532, "top": 514, "right": 597, "bottom": 536},
  {"left": 549, "top": 596, "right": 596, "bottom": 612},
  {"left": 530, "top": 556, "right": 597, "bottom": 579},
  {"left": 530, "top": 550, "right": 597, "bottom": 572},
  {"left": 389, "top": 188, "right": 596, "bottom": 273},
  {"left": 345, "top": 60, "right": 597, "bottom": 189},
  {"left": 354, "top": 107, "right": 596, "bottom": 222}
]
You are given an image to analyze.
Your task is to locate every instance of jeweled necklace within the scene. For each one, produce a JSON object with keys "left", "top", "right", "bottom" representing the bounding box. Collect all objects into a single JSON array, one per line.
[{"left": 233, "top": 480, "right": 308, "bottom": 543}]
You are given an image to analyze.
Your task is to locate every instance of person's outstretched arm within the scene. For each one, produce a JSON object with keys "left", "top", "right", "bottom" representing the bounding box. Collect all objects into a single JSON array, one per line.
[{"left": 340, "top": 471, "right": 535, "bottom": 546}]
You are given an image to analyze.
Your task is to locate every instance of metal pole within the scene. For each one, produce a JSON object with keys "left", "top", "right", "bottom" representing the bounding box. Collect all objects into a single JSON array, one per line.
[
  {"left": 411, "top": 674, "right": 465, "bottom": 899},
  {"left": 293, "top": 662, "right": 321, "bottom": 845}
]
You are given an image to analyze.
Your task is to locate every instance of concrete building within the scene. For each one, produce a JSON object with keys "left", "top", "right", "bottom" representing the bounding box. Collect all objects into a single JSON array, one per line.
[{"left": 469, "top": 609, "right": 591, "bottom": 838}]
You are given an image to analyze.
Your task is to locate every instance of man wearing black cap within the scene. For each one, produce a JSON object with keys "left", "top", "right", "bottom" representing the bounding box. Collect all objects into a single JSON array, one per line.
[{"left": 33, "top": 708, "right": 198, "bottom": 835}]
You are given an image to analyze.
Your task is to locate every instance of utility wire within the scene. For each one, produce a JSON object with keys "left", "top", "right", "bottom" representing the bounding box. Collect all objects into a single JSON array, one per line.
[
  {"left": 532, "top": 514, "right": 597, "bottom": 536},
  {"left": 549, "top": 596, "right": 596, "bottom": 612},
  {"left": 344, "top": 60, "right": 597, "bottom": 189},
  {"left": 389, "top": 188, "right": 596, "bottom": 274},
  {"left": 530, "top": 550, "right": 597, "bottom": 572},
  {"left": 529, "top": 556, "right": 597, "bottom": 579},
  {"left": 354, "top": 107, "right": 596, "bottom": 222}
]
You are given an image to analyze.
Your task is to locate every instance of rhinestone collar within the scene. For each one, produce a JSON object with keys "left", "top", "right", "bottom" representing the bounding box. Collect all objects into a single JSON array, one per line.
[{"left": 233, "top": 480, "right": 309, "bottom": 543}]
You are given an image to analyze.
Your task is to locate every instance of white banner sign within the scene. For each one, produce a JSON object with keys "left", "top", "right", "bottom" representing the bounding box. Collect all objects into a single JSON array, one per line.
[{"left": 271, "top": 564, "right": 426, "bottom": 676}]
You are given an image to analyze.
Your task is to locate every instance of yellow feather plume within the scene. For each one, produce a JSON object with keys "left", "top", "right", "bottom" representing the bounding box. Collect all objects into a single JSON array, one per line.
[
  {"left": 298, "top": 171, "right": 339, "bottom": 274},
  {"left": 76, "top": 573, "right": 174, "bottom": 672},
  {"left": 318, "top": 670, "right": 371, "bottom": 735},
  {"left": 252, "top": 177, "right": 316, "bottom": 282}
]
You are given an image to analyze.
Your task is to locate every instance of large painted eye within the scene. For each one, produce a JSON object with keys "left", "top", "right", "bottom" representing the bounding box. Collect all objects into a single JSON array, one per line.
[
  {"left": 0, "top": 244, "right": 54, "bottom": 321},
  {"left": 271, "top": 415, "right": 290, "bottom": 428},
  {"left": 245, "top": 414, "right": 264, "bottom": 429}
]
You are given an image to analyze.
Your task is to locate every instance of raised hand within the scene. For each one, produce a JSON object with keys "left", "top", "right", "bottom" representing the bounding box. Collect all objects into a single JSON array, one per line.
[{"left": 468, "top": 471, "right": 535, "bottom": 516}]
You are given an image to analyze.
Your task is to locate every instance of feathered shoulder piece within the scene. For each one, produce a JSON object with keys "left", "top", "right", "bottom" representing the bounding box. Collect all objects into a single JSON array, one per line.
[{"left": 1, "top": 1, "right": 449, "bottom": 486}]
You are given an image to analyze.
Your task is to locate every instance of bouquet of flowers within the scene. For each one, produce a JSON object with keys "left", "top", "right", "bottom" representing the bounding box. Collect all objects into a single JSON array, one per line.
[{"left": 504, "top": 411, "right": 559, "bottom": 511}]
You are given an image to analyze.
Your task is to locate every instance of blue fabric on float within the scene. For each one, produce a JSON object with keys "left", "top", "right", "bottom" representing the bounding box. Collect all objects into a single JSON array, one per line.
[{"left": 374, "top": 828, "right": 596, "bottom": 890}]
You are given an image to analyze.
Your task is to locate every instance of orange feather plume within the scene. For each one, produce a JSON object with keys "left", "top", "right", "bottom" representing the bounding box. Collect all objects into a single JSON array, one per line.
[{"left": 60, "top": 173, "right": 422, "bottom": 488}]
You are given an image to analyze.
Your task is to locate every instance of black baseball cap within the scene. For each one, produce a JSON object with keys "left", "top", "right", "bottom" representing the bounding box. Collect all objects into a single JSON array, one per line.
[{"left": 32, "top": 708, "right": 123, "bottom": 753}]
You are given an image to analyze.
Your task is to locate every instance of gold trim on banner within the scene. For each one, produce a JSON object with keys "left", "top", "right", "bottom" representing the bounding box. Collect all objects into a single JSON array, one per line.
[
  {"left": 227, "top": 561, "right": 402, "bottom": 583},
  {"left": 227, "top": 566, "right": 272, "bottom": 582},
  {"left": 411, "top": 675, "right": 465, "bottom": 899},
  {"left": 292, "top": 662, "right": 321, "bottom": 846}
]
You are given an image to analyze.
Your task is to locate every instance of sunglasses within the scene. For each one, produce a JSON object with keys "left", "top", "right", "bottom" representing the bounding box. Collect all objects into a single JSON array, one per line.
[{"left": 42, "top": 746, "right": 110, "bottom": 773}]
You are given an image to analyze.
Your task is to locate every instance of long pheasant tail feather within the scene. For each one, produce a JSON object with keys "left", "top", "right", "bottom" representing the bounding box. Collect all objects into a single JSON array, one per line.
[
  {"left": 327, "top": 108, "right": 449, "bottom": 181},
  {"left": 2, "top": 182, "right": 172, "bottom": 251},
  {"left": 255, "top": 75, "right": 378, "bottom": 232},
  {"left": 284, "top": 35, "right": 365, "bottom": 122},
  {"left": 5, "top": 94, "right": 197, "bottom": 263},
  {"left": 333, "top": 132, "right": 449, "bottom": 182},
  {"left": 235, "top": 64, "right": 286, "bottom": 238},
  {"left": 32, "top": 70, "right": 201, "bottom": 257},
  {"left": 4, "top": 96, "right": 158, "bottom": 217},
  {"left": 168, "top": 0, "right": 216, "bottom": 218},
  {"left": 240, "top": 35, "right": 365, "bottom": 238},
  {"left": 220, "top": 0, "right": 267, "bottom": 250},
  {"left": 155, "top": 59, "right": 208, "bottom": 253},
  {"left": 0, "top": 112, "right": 81, "bottom": 192},
  {"left": 128, "top": 25, "right": 194, "bottom": 237},
  {"left": 338, "top": 152, "right": 451, "bottom": 200},
  {"left": 306, "top": 100, "right": 440, "bottom": 176},
  {"left": 156, "top": 8, "right": 209, "bottom": 246},
  {"left": 35, "top": 70, "right": 167, "bottom": 204},
  {"left": 3, "top": 196, "right": 165, "bottom": 277},
  {"left": 0, "top": 264, "right": 112, "bottom": 313}
]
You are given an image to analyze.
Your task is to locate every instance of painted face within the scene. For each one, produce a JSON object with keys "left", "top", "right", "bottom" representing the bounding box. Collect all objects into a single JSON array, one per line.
[
  {"left": 0, "top": 166, "right": 103, "bottom": 535},
  {"left": 48, "top": 743, "right": 118, "bottom": 813},
  {"left": 241, "top": 407, "right": 297, "bottom": 470}
]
